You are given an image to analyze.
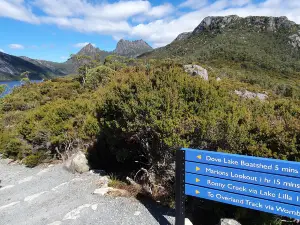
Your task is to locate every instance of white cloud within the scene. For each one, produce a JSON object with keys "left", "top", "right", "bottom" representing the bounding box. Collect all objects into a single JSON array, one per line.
[
  {"left": 73, "top": 42, "right": 96, "bottom": 48},
  {"left": 131, "top": 0, "right": 300, "bottom": 47},
  {"left": 146, "top": 3, "right": 175, "bottom": 18},
  {"left": 0, "top": 48, "right": 4, "bottom": 53},
  {"left": 60, "top": 56, "right": 68, "bottom": 60},
  {"left": 179, "top": 0, "right": 208, "bottom": 9},
  {"left": 34, "top": 1, "right": 173, "bottom": 37},
  {"left": 232, "top": 0, "right": 252, "bottom": 6},
  {"left": 41, "top": 17, "right": 132, "bottom": 35},
  {"left": 0, "top": 0, "right": 39, "bottom": 23},
  {"left": 1, "top": 0, "right": 300, "bottom": 49},
  {"left": 9, "top": 44, "right": 24, "bottom": 49},
  {"left": 34, "top": 0, "right": 151, "bottom": 20}
]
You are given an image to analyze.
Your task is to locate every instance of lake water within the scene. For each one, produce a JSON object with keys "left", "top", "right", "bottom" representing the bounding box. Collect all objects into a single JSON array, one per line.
[{"left": 0, "top": 80, "right": 43, "bottom": 98}]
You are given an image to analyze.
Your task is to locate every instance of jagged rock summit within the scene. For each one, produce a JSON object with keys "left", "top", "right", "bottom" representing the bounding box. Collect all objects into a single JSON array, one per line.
[
  {"left": 192, "top": 15, "right": 296, "bottom": 34},
  {"left": 77, "top": 43, "right": 101, "bottom": 56},
  {"left": 73, "top": 43, "right": 110, "bottom": 61},
  {"left": 173, "top": 15, "right": 300, "bottom": 48},
  {"left": 113, "top": 39, "right": 153, "bottom": 57},
  {"left": 73, "top": 40, "right": 153, "bottom": 61}
]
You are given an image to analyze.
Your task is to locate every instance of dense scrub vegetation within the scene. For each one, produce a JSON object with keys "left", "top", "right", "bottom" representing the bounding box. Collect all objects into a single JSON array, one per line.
[
  {"left": 141, "top": 28, "right": 300, "bottom": 99},
  {"left": 0, "top": 56, "right": 299, "bottom": 224},
  {"left": 0, "top": 85, "right": 5, "bottom": 95}
]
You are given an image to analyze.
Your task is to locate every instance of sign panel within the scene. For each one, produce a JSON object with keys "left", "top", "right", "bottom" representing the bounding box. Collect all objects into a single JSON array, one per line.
[
  {"left": 186, "top": 173, "right": 300, "bottom": 206},
  {"left": 186, "top": 161, "right": 300, "bottom": 192},
  {"left": 185, "top": 184, "right": 300, "bottom": 220},
  {"left": 183, "top": 148, "right": 300, "bottom": 178},
  {"left": 175, "top": 148, "right": 300, "bottom": 224}
]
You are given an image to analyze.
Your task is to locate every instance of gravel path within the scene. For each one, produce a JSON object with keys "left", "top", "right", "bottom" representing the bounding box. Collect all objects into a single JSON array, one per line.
[{"left": 0, "top": 158, "right": 175, "bottom": 225}]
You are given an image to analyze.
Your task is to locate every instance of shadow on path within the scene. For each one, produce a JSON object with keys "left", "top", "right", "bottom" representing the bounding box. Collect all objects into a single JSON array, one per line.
[{"left": 137, "top": 194, "right": 175, "bottom": 225}]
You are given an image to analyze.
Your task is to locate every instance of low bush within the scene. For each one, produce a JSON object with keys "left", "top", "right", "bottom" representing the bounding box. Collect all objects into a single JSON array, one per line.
[{"left": 23, "top": 152, "right": 45, "bottom": 168}]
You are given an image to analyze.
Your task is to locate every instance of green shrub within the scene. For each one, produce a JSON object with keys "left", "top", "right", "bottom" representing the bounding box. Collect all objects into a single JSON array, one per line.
[
  {"left": 85, "top": 65, "right": 115, "bottom": 89},
  {"left": 0, "top": 136, "right": 31, "bottom": 160},
  {"left": 0, "top": 84, "right": 6, "bottom": 95},
  {"left": 23, "top": 152, "right": 45, "bottom": 168}
]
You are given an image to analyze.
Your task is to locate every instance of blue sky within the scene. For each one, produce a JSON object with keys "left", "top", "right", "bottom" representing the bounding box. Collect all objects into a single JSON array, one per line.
[{"left": 0, "top": 0, "right": 299, "bottom": 62}]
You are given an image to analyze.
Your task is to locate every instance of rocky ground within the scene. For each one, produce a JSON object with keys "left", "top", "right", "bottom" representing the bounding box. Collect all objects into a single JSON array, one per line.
[{"left": 0, "top": 158, "right": 175, "bottom": 225}]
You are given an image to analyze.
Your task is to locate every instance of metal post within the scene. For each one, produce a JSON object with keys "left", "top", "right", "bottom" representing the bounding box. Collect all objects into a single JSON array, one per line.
[{"left": 175, "top": 149, "right": 185, "bottom": 225}]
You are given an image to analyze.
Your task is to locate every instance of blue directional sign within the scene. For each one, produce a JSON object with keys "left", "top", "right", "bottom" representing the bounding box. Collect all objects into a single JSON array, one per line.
[
  {"left": 175, "top": 148, "right": 300, "bottom": 223},
  {"left": 186, "top": 161, "right": 300, "bottom": 192},
  {"left": 183, "top": 148, "right": 300, "bottom": 178},
  {"left": 186, "top": 173, "right": 300, "bottom": 206},
  {"left": 185, "top": 184, "right": 300, "bottom": 220}
]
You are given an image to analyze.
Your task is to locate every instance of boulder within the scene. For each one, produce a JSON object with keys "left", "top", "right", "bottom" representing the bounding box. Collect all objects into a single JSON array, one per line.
[
  {"left": 219, "top": 218, "right": 241, "bottom": 225},
  {"left": 97, "top": 176, "right": 110, "bottom": 188},
  {"left": 65, "top": 151, "right": 89, "bottom": 173},
  {"left": 93, "top": 187, "right": 111, "bottom": 196},
  {"left": 93, "top": 187, "right": 130, "bottom": 197},
  {"left": 185, "top": 218, "right": 193, "bottom": 225},
  {"left": 235, "top": 90, "right": 268, "bottom": 101},
  {"left": 289, "top": 32, "right": 300, "bottom": 48},
  {"left": 184, "top": 65, "right": 209, "bottom": 80}
]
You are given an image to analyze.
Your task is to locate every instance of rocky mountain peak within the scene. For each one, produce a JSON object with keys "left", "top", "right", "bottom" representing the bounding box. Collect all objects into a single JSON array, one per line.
[
  {"left": 171, "top": 15, "right": 300, "bottom": 49},
  {"left": 78, "top": 43, "right": 98, "bottom": 55},
  {"left": 192, "top": 15, "right": 297, "bottom": 35},
  {"left": 114, "top": 39, "right": 153, "bottom": 57}
]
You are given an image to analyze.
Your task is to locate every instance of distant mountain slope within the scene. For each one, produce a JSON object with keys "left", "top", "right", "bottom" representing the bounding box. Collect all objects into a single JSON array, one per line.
[
  {"left": 141, "top": 15, "right": 300, "bottom": 74},
  {"left": 113, "top": 39, "right": 153, "bottom": 57},
  {"left": 0, "top": 52, "right": 68, "bottom": 81},
  {"left": 67, "top": 43, "right": 111, "bottom": 72},
  {"left": 1, "top": 39, "right": 153, "bottom": 81},
  {"left": 68, "top": 40, "right": 152, "bottom": 69},
  {"left": 20, "top": 56, "right": 74, "bottom": 76}
]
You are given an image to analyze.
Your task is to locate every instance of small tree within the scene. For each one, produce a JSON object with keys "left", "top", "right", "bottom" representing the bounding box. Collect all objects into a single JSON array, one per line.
[
  {"left": 73, "top": 55, "right": 92, "bottom": 84},
  {"left": 0, "top": 84, "right": 6, "bottom": 95},
  {"left": 21, "top": 71, "right": 31, "bottom": 84},
  {"left": 73, "top": 55, "right": 101, "bottom": 85}
]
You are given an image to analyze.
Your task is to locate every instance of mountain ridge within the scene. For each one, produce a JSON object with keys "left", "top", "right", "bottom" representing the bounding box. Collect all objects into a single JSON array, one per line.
[
  {"left": 0, "top": 51, "right": 70, "bottom": 81},
  {"left": 141, "top": 15, "right": 300, "bottom": 66},
  {"left": 0, "top": 39, "right": 153, "bottom": 81},
  {"left": 171, "top": 15, "right": 300, "bottom": 46}
]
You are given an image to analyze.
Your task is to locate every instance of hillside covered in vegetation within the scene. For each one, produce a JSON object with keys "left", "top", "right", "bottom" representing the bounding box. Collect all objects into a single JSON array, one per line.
[
  {"left": 141, "top": 15, "right": 300, "bottom": 99},
  {"left": 0, "top": 85, "right": 5, "bottom": 95}
]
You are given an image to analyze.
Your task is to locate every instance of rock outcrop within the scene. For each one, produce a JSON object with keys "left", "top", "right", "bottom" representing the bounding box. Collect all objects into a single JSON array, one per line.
[
  {"left": 235, "top": 90, "right": 268, "bottom": 101},
  {"left": 69, "top": 43, "right": 111, "bottom": 65},
  {"left": 192, "top": 15, "right": 297, "bottom": 35},
  {"left": 184, "top": 65, "right": 209, "bottom": 80},
  {"left": 78, "top": 43, "right": 99, "bottom": 56},
  {"left": 218, "top": 218, "right": 241, "bottom": 225},
  {"left": 64, "top": 151, "right": 89, "bottom": 173},
  {"left": 192, "top": 15, "right": 240, "bottom": 34},
  {"left": 113, "top": 39, "right": 153, "bottom": 57},
  {"left": 174, "top": 32, "right": 192, "bottom": 42},
  {"left": 289, "top": 31, "right": 300, "bottom": 48}
]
